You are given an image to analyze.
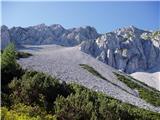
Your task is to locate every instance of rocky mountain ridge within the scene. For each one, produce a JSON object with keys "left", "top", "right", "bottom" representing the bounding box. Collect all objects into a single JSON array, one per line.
[
  {"left": 80, "top": 26, "right": 160, "bottom": 73},
  {"left": 1, "top": 24, "right": 160, "bottom": 73},
  {"left": 1, "top": 24, "right": 99, "bottom": 48}
]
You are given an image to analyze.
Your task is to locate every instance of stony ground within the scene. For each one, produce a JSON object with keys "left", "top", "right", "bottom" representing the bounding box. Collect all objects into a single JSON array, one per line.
[
  {"left": 18, "top": 45, "right": 160, "bottom": 112},
  {"left": 131, "top": 72, "right": 160, "bottom": 91}
]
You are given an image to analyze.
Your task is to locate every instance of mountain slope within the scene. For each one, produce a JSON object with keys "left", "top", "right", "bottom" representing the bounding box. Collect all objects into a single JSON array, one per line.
[{"left": 18, "top": 44, "right": 160, "bottom": 112}]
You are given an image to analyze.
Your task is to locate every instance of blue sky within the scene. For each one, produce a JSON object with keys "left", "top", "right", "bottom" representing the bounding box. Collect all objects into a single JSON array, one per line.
[{"left": 1, "top": 1, "right": 160, "bottom": 33}]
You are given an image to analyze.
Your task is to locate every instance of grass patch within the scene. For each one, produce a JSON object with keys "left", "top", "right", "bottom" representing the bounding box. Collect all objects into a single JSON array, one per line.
[
  {"left": 79, "top": 64, "right": 107, "bottom": 80},
  {"left": 114, "top": 72, "right": 160, "bottom": 107},
  {"left": 79, "top": 64, "right": 137, "bottom": 96}
]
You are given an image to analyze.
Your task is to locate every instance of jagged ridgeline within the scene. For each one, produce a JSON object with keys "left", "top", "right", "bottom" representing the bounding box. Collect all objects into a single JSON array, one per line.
[
  {"left": 80, "top": 27, "right": 160, "bottom": 73},
  {"left": 1, "top": 24, "right": 99, "bottom": 48},
  {"left": 1, "top": 24, "right": 160, "bottom": 74}
]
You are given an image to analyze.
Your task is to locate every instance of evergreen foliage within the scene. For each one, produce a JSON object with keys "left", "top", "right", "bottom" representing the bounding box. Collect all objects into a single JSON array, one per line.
[{"left": 1, "top": 43, "right": 23, "bottom": 85}]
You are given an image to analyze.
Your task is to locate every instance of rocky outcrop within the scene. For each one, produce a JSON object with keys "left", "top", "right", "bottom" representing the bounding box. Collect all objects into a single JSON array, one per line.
[
  {"left": 80, "top": 26, "right": 160, "bottom": 73},
  {"left": 1, "top": 25, "right": 11, "bottom": 49},
  {"left": 1, "top": 24, "right": 99, "bottom": 47}
]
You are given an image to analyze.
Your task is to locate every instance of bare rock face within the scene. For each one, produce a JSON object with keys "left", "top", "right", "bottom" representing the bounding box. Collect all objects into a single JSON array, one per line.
[
  {"left": 0, "top": 25, "right": 11, "bottom": 49},
  {"left": 2, "top": 24, "right": 99, "bottom": 47},
  {"left": 80, "top": 26, "right": 160, "bottom": 73}
]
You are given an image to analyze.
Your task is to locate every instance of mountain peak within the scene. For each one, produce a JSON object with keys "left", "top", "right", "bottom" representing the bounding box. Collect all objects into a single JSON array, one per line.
[
  {"left": 32, "top": 23, "right": 47, "bottom": 29},
  {"left": 1, "top": 25, "right": 8, "bottom": 30},
  {"left": 36, "top": 23, "right": 46, "bottom": 27},
  {"left": 121, "top": 25, "right": 140, "bottom": 32},
  {"left": 50, "top": 24, "right": 64, "bottom": 29},
  {"left": 129, "top": 25, "right": 138, "bottom": 29}
]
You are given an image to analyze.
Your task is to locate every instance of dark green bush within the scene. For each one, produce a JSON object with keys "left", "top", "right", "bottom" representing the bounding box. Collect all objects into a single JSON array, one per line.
[
  {"left": 1, "top": 43, "right": 23, "bottom": 86},
  {"left": 54, "top": 84, "right": 160, "bottom": 120},
  {"left": 16, "top": 51, "right": 32, "bottom": 59},
  {"left": 54, "top": 84, "right": 100, "bottom": 120},
  {"left": 9, "top": 71, "right": 72, "bottom": 112},
  {"left": 2, "top": 70, "right": 160, "bottom": 120}
]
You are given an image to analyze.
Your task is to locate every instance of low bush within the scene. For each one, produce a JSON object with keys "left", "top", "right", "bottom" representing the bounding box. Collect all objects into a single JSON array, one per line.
[
  {"left": 16, "top": 51, "right": 32, "bottom": 59},
  {"left": 54, "top": 84, "right": 160, "bottom": 120},
  {"left": 9, "top": 71, "right": 72, "bottom": 112},
  {"left": 1, "top": 104, "right": 57, "bottom": 120}
]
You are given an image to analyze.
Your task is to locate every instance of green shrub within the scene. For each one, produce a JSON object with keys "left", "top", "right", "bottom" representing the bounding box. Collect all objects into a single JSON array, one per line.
[
  {"left": 16, "top": 51, "right": 32, "bottom": 59},
  {"left": 54, "top": 83, "right": 160, "bottom": 120},
  {"left": 54, "top": 85, "right": 100, "bottom": 120},
  {"left": 9, "top": 71, "right": 72, "bottom": 111},
  {"left": 1, "top": 43, "right": 23, "bottom": 85},
  {"left": 1, "top": 92, "right": 11, "bottom": 107},
  {"left": 1, "top": 104, "right": 57, "bottom": 120},
  {"left": 2, "top": 71, "right": 160, "bottom": 120},
  {"left": 1, "top": 43, "right": 16, "bottom": 69},
  {"left": 1, "top": 106, "right": 40, "bottom": 120}
]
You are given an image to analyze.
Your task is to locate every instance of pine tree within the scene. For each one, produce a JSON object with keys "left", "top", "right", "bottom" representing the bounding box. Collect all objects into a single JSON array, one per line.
[
  {"left": 1, "top": 43, "right": 17, "bottom": 70},
  {"left": 1, "top": 43, "right": 22, "bottom": 85}
]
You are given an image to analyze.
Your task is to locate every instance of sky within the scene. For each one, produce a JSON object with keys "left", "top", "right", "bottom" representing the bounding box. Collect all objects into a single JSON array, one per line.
[{"left": 1, "top": 1, "right": 160, "bottom": 33}]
